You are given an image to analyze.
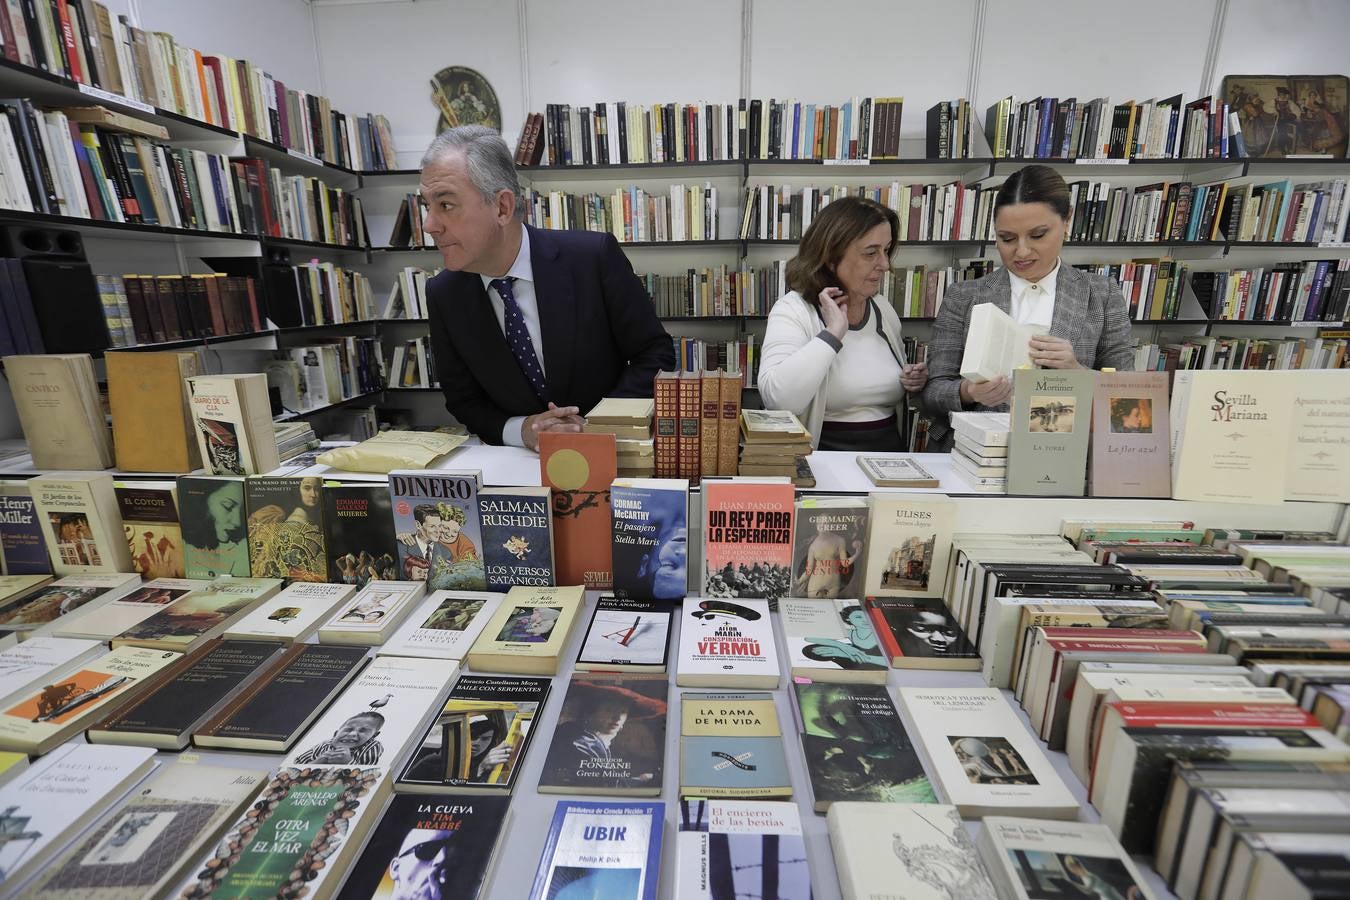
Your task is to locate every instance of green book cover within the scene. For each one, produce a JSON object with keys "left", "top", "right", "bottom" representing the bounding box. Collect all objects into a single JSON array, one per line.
[
  {"left": 1007, "top": 368, "right": 1096, "bottom": 496},
  {"left": 178, "top": 477, "right": 249, "bottom": 578}
]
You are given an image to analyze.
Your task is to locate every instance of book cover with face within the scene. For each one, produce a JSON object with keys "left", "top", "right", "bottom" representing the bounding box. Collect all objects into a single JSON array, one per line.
[
  {"left": 388, "top": 471, "right": 486, "bottom": 592},
  {"left": 245, "top": 477, "right": 327, "bottom": 582},
  {"left": 178, "top": 477, "right": 250, "bottom": 578}
]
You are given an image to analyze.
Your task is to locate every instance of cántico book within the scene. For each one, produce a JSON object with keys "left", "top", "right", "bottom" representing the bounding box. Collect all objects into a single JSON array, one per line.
[
  {"left": 677, "top": 596, "right": 779, "bottom": 689},
  {"left": 323, "top": 482, "right": 400, "bottom": 587},
  {"left": 575, "top": 595, "right": 673, "bottom": 673},
  {"left": 791, "top": 496, "right": 868, "bottom": 600},
  {"left": 780, "top": 599, "right": 887, "bottom": 683},
  {"left": 539, "top": 432, "right": 618, "bottom": 590},
  {"left": 538, "top": 673, "right": 668, "bottom": 796},
  {"left": 610, "top": 477, "right": 689, "bottom": 602},
  {"left": 675, "top": 799, "right": 813, "bottom": 900},
  {"left": 389, "top": 469, "right": 486, "bottom": 590},
  {"left": 244, "top": 476, "right": 328, "bottom": 581},
  {"left": 478, "top": 485, "right": 555, "bottom": 592},
  {"left": 178, "top": 476, "right": 250, "bottom": 578},
  {"left": 527, "top": 800, "right": 664, "bottom": 900},
  {"left": 702, "top": 477, "right": 795, "bottom": 606},
  {"left": 378, "top": 590, "right": 501, "bottom": 661},
  {"left": 465, "top": 584, "right": 585, "bottom": 675}
]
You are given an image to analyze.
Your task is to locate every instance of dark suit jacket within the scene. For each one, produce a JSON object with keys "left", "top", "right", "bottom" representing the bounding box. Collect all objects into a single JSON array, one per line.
[{"left": 427, "top": 225, "right": 676, "bottom": 444}]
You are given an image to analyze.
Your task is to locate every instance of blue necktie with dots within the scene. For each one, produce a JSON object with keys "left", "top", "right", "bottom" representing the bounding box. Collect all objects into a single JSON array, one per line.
[{"left": 489, "top": 276, "right": 549, "bottom": 404}]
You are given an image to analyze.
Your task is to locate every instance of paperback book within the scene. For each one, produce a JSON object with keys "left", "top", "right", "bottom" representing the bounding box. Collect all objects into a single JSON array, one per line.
[
  {"left": 111, "top": 578, "right": 281, "bottom": 653},
  {"left": 827, "top": 802, "right": 998, "bottom": 900},
  {"left": 790, "top": 496, "right": 868, "bottom": 600},
  {"left": 465, "top": 585, "right": 585, "bottom": 675},
  {"left": 675, "top": 799, "right": 813, "bottom": 900},
  {"left": 178, "top": 476, "right": 250, "bottom": 578},
  {"left": 527, "top": 800, "right": 664, "bottom": 900},
  {"left": 30, "top": 474, "right": 133, "bottom": 574},
  {"left": 324, "top": 482, "right": 400, "bottom": 587},
  {"left": 389, "top": 469, "right": 486, "bottom": 590},
  {"left": 976, "top": 817, "right": 1159, "bottom": 900},
  {"left": 676, "top": 596, "right": 780, "bottom": 688},
  {"left": 863, "top": 494, "right": 956, "bottom": 598},
  {"left": 379, "top": 590, "right": 501, "bottom": 661},
  {"left": 223, "top": 582, "right": 358, "bottom": 642},
  {"left": 779, "top": 599, "right": 887, "bottom": 683},
  {"left": 54, "top": 577, "right": 207, "bottom": 641},
  {"left": 539, "top": 432, "right": 618, "bottom": 590},
  {"left": 115, "top": 481, "right": 185, "bottom": 579},
  {"left": 245, "top": 476, "right": 327, "bottom": 581},
  {"left": 1170, "top": 371, "right": 1293, "bottom": 504},
  {"left": 1006, "top": 369, "right": 1096, "bottom": 496},
  {"left": 0, "top": 573, "right": 142, "bottom": 639},
  {"left": 867, "top": 596, "right": 981, "bottom": 670},
  {"left": 702, "top": 478, "right": 795, "bottom": 605},
  {"left": 184, "top": 373, "right": 279, "bottom": 476},
  {"left": 1089, "top": 371, "right": 1172, "bottom": 498},
  {"left": 538, "top": 673, "right": 669, "bottom": 796},
  {"left": 610, "top": 477, "right": 688, "bottom": 602},
  {"left": 317, "top": 580, "right": 427, "bottom": 646},
  {"left": 0, "top": 482, "right": 50, "bottom": 575},
  {"left": 680, "top": 692, "right": 791, "bottom": 799},
  {"left": 478, "top": 485, "right": 555, "bottom": 592},
  {"left": 0, "top": 636, "right": 106, "bottom": 706},
  {"left": 575, "top": 595, "right": 673, "bottom": 673}
]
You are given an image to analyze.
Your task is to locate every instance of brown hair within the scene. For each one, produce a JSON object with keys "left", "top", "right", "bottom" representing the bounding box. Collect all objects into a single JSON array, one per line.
[
  {"left": 785, "top": 196, "right": 899, "bottom": 309},
  {"left": 994, "top": 164, "right": 1071, "bottom": 219}
]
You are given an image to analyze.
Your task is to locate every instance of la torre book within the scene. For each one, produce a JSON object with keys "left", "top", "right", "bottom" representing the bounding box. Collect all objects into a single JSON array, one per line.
[
  {"left": 867, "top": 596, "right": 981, "bottom": 670},
  {"left": 1089, "top": 371, "right": 1172, "bottom": 498},
  {"left": 111, "top": 577, "right": 282, "bottom": 654},
  {"left": 465, "top": 584, "right": 585, "bottom": 675},
  {"left": 538, "top": 673, "right": 669, "bottom": 796},
  {"left": 0, "top": 482, "right": 48, "bottom": 575},
  {"left": 976, "top": 816, "right": 1160, "bottom": 900},
  {"left": 863, "top": 494, "right": 955, "bottom": 599},
  {"left": 178, "top": 476, "right": 250, "bottom": 578},
  {"left": 223, "top": 582, "right": 358, "bottom": 642},
  {"left": 702, "top": 478, "right": 795, "bottom": 606},
  {"left": 22, "top": 762, "right": 269, "bottom": 900},
  {"left": 323, "top": 482, "right": 400, "bottom": 587},
  {"left": 680, "top": 692, "right": 791, "bottom": 799},
  {"left": 0, "top": 636, "right": 105, "bottom": 706},
  {"left": 244, "top": 476, "right": 328, "bottom": 582},
  {"left": 0, "top": 743, "right": 158, "bottom": 892},
  {"left": 0, "top": 573, "right": 141, "bottom": 639},
  {"left": 676, "top": 596, "right": 780, "bottom": 689},
  {"left": 779, "top": 599, "right": 887, "bottom": 684},
  {"left": 1170, "top": 370, "right": 1294, "bottom": 504},
  {"left": 30, "top": 474, "right": 134, "bottom": 574},
  {"left": 478, "top": 485, "right": 555, "bottom": 592},
  {"left": 54, "top": 577, "right": 209, "bottom": 641},
  {"left": 1007, "top": 368, "right": 1096, "bottom": 496},
  {"left": 398, "top": 674, "right": 552, "bottom": 795},
  {"left": 539, "top": 432, "right": 618, "bottom": 590},
  {"left": 378, "top": 590, "right": 502, "bottom": 661},
  {"left": 575, "top": 595, "right": 673, "bottom": 674},
  {"left": 115, "top": 481, "right": 185, "bottom": 580},
  {"left": 897, "top": 687, "right": 1078, "bottom": 820},
  {"left": 283, "top": 655, "right": 459, "bottom": 771},
  {"left": 793, "top": 681, "right": 934, "bottom": 811},
  {"left": 317, "top": 579, "right": 427, "bottom": 646},
  {"left": 527, "top": 800, "right": 664, "bottom": 900},
  {"left": 675, "top": 799, "right": 813, "bottom": 900},
  {"left": 388, "top": 469, "right": 487, "bottom": 591},
  {"left": 610, "top": 477, "right": 689, "bottom": 602},
  {"left": 334, "top": 793, "right": 512, "bottom": 900},
  {"left": 790, "top": 496, "right": 869, "bottom": 600}
]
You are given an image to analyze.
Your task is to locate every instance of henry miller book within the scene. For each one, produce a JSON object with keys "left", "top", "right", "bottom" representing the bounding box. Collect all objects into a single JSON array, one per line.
[
  {"left": 178, "top": 477, "right": 250, "bottom": 578},
  {"left": 610, "top": 477, "right": 688, "bottom": 602},
  {"left": 389, "top": 470, "right": 487, "bottom": 591},
  {"left": 527, "top": 800, "right": 664, "bottom": 900},
  {"left": 702, "top": 478, "right": 795, "bottom": 606},
  {"left": 862, "top": 494, "right": 955, "bottom": 599},
  {"left": 539, "top": 432, "right": 618, "bottom": 590},
  {"left": 676, "top": 596, "right": 780, "bottom": 689},
  {"left": 1007, "top": 368, "right": 1096, "bottom": 496},
  {"left": 791, "top": 496, "right": 868, "bottom": 600},
  {"left": 0, "top": 482, "right": 49, "bottom": 575},
  {"left": 323, "top": 483, "right": 400, "bottom": 587},
  {"left": 538, "top": 673, "right": 669, "bottom": 796},
  {"left": 478, "top": 485, "right": 555, "bottom": 592},
  {"left": 244, "top": 476, "right": 327, "bottom": 581}
]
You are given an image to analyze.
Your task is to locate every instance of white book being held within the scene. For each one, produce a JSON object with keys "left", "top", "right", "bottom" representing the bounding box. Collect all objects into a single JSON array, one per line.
[
  {"left": 676, "top": 596, "right": 780, "bottom": 689},
  {"left": 960, "top": 304, "right": 1035, "bottom": 382}
]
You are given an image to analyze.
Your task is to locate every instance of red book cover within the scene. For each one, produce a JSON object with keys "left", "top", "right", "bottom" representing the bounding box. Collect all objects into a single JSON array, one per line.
[
  {"left": 701, "top": 478, "right": 795, "bottom": 604},
  {"left": 54, "top": 0, "right": 82, "bottom": 82},
  {"left": 0, "top": 3, "right": 18, "bottom": 61},
  {"left": 1045, "top": 638, "right": 1208, "bottom": 654},
  {"left": 202, "top": 57, "right": 230, "bottom": 130},
  {"left": 1039, "top": 626, "right": 1201, "bottom": 642},
  {"left": 539, "top": 431, "right": 617, "bottom": 590},
  {"left": 202, "top": 274, "right": 228, "bottom": 336},
  {"left": 653, "top": 373, "right": 679, "bottom": 478},
  {"left": 677, "top": 371, "right": 701, "bottom": 480},
  {"left": 1106, "top": 700, "right": 1317, "bottom": 729}
]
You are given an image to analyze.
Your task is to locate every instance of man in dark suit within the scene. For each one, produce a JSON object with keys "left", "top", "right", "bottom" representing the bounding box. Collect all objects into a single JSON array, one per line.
[{"left": 420, "top": 126, "right": 675, "bottom": 449}]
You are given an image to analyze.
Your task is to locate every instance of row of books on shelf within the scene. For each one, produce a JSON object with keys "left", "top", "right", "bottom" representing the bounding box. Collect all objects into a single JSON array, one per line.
[
  {"left": 0, "top": 1, "right": 398, "bottom": 169},
  {"left": 524, "top": 182, "right": 719, "bottom": 244},
  {"left": 93, "top": 272, "right": 261, "bottom": 348},
  {"left": 1134, "top": 334, "right": 1349, "bottom": 371},
  {"left": 386, "top": 336, "right": 435, "bottom": 390}
]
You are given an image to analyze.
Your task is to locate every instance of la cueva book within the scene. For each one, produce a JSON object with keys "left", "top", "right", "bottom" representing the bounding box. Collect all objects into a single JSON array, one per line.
[
  {"left": 679, "top": 692, "right": 791, "bottom": 799},
  {"left": 539, "top": 431, "right": 618, "bottom": 590},
  {"left": 479, "top": 485, "right": 555, "bottom": 592},
  {"left": 538, "top": 673, "right": 668, "bottom": 797},
  {"left": 527, "top": 800, "right": 664, "bottom": 900},
  {"left": 388, "top": 469, "right": 487, "bottom": 591}
]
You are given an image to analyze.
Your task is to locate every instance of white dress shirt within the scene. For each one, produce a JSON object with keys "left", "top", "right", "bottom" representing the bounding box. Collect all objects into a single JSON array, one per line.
[
  {"left": 479, "top": 228, "right": 545, "bottom": 447},
  {"left": 1007, "top": 258, "right": 1061, "bottom": 330}
]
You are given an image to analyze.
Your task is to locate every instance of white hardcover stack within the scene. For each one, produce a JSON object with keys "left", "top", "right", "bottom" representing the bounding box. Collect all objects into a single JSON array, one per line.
[{"left": 950, "top": 412, "right": 1010, "bottom": 493}]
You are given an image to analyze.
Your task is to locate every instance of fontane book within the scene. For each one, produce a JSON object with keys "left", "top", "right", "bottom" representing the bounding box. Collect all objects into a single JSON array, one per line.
[
  {"left": 867, "top": 596, "right": 981, "bottom": 670},
  {"left": 54, "top": 577, "right": 207, "bottom": 641},
  {"left": 379, "top": 591, "right": 501, "bottom": 661},
  {"left": 1286, "top": 370, "right": 1350, "bottom": 502},
  {"left": 680, "top": 692, "right": 791, "bottom": 799},
  {"left": 1007, "top": 368, "right": 1096, "bottom": 496},
  {"left": 115, "top": 481, "right": 185, "bottom": 579},
  {"left": 676, "top": 799, "right": 813, "bottom": 900},
  {"left": 324, "top": 482, "right": 400, "bottom": 587},
  {"left": 575, "top": 596, "right": 673, "bottom": 673},
  {"left": 465, "top": 585, "right": 585, "bottom": 675},
  {"left": 527, "top": 800, "right": 664, "bottom": 900},
  {"left": 779, "top": 599, "right": 887, "bottom": 683},
  {"left": 284, "top": 655, "right": 458, "bottom": 770},
  {"left": 610, "top": 477, "right": 689, "bottom": 602},
  {"left": 791, "top": 496, "right": 868, "bottom": 600},
  {"left": 30, "top": 474, "right": 133, "bottom": 574},
  {"left": 1089, "top": 371, "right": 1172, "bottom": 498},
  {"left": 0, "top": 636, "right": 105, "bottom": 706},
  {"left": 245, "top": 476, "right": 328, "bottom": 581},
  {"left": 193, "top": 644, "right": 370, "bottom": 752},
  {"left": 22, "top": 762, "right": 268, "bottom": 900},
  {"left": 827, "top": 802, "right": 998, "bottom": 900},
  {"left": 224, "top": 582, "right": 358, "bottom": 642},
  {"left": 334, "top": 793, "right": 511, "bottom": 900},
  {"left": 398, "top": 674, "right": 551, "bottom": 795},
  {"left": 111, "top": 578, "right": 281, "bottom": 653},
  {"left": 389, "top": 470, "right": 486, "bottom": 590},
  {"left": 0, "top": 573, "right": 141, "bottom": 639},
  {"left": 863, "top": 494, "right": 955, "bottom": 599},
  {"left": 538, "top": 673, "right": 668, "bottom": 796},
  {"left": 539, "top": 432, "right": 618, "bottom": 590},
  {"left": 317, "top": 580, "right": 426, "bottom": 646},
  {"left": 178, "top": 476, "right": 250, "bottom": 578},
  {"left": 976, "top": 817, "right": 1160, "bottom": 900},
  {"left": 702, "top": 478, "right": 795, "bottom": 605},
  {"left": 478, "top": 485, "right": 555, "bottom": 592},
  {"left": 1170, "top": 370, "right": 1294, "bottom": 504},
  {"left": 676, "top": 597, "right": 780, "bottom": 689},
  {"left": 0, "top": 482, "right": 50, "bottom": 575},
  {"left": 794, "top": 681, "right": 934, "bottom": 811},
  {"left": 0, "top": 743, "right": 158, "bottom": 892},
  {"left": 177, "top": 766, "right": 386, "bottom": 900}
]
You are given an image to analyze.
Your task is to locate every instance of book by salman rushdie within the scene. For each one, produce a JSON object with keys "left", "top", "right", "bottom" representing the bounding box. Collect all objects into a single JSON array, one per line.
[{"left": 478, "top": 486, "right": 555, "bottom": 592}]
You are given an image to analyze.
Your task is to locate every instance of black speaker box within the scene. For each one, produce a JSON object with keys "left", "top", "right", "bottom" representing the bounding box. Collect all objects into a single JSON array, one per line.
[
  {"left": 0, "top": 223, "right": 86, "bottom": 259},
  {"left": 0, "top": 223, "right": 109, "bottom": 354}
]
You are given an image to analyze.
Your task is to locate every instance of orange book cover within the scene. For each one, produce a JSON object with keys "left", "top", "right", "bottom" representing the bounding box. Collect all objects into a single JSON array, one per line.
[
  {"left": 677, "top": 372, "right": 701, "bottom": 479},
  {"left": 539, "top": 432, "right": 617, "bottom": 590},
  {"left": 700, "top": 370, "right": 720, "bottom": 478},
  {"left": 701, "top": 478, "right": 795, "bottom": 604}
]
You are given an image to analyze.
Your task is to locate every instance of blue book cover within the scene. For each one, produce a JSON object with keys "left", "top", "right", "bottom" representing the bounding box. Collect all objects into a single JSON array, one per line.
[
  {"left": 0, "top": 487, "right": 50, "bottom": 574},
  {"left": 610, "top": 478, "right": 687, "bottom": 603},
  {"left": 529, "top": 800, "right": 664, "bottom": 900},
  {"left": 679, "top": 693, "right": 791, "bottom": 799},
  {"left": 478, "top": 486, "right": 555, "bottom": 593},
  {"left": 389, "top": 470, "right": 486, "bottom": 591}
]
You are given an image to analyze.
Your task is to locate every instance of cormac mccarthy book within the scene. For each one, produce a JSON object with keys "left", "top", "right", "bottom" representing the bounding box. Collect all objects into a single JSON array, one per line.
[{"left": 610, "top": 478, "right": 688, "bottom": 603}]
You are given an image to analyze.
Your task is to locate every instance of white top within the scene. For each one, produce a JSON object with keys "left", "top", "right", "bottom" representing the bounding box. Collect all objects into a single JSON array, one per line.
[
  {"left": 824, "top": 301, "right": 904, "bottom": 422},
  {"left": 478, "top": 227, "right": 543, "bottom": 447},
  {"left": 1007, "top": 257, "right": 1060, "bottom": 329}
]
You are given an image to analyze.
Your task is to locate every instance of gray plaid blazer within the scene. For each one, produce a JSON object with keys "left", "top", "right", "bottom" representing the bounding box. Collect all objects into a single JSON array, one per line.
[{"left": 918, "top": 265, "right": 1134, "bottom": 452}]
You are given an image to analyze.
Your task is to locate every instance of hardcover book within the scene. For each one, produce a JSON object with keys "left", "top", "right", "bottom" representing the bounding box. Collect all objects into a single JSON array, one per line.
[
  {"left": 178, "top": 476, "right": 250, "bottom": 578},
  {"left": 30, "top": 474, "right": 134, "bottom": 575},
  {"left": 1089, "top": 371, "right": 1172, "bottom": 498},
  {"left": 701, "top": 478, "right": 795, "bottom": 605},
  {"left": 398, "top": 674, "right": 551, "bottom": 795},
  {"left": 1007, "top": 368, "right": 1096, "bottom": 496},
  {"left": 538, "top": 673, "right": 668, "bottom": 796},
  {"left": 867, "top": 596, "right": 981, "bottom": 670},
  {"left": 115, "top": 481, "right": 185, "bottom": 579},
  {"left": 465, "top": 585, "right": 585, "bottom": 675},
  {"left": 0, "top": 573, "right": 140, "bottom": 639},
  {"left": 0, "top": 482, "right": 50, "bottom": 575},
  {"left": 54, "top": 577, "right": 207, "bottom": 641},
  {"left": 317, "top": 580, "right": 427, "bottom": 647},
  {"left": 827, "top": 802, "right": 998, "bottom": 900},
  {"left": 111, "top": 578, "right": 282, "bottom": 653},
  {"left": 106, "top": 349, "right": 203, "bottom": 475},
  {"left": 4, "top": 354, "right": 114, "bottom": 470},
  {"left": 575, "top": 595, "right": 672, "bottom": 673},
  {"left": 324, "top": 482, "right": 400, "bottom": 587},
  {"left": 976, "top": 817, "right": 1159, "bottom": 900},
  {"left": 780, "top": 599, "right": 887, "bottom": 683},
  {"left": 675, "top": 799, "right": 813, "bottom": 900},
  {"left": 610, "top": 477, "right": 688, "bottom": 602},
  {"left": 245, "top": 475, "right": 327, "bottom": 581},
  {"left": 389, "top": 469, "right": 486, "bottom": 590},
  {"left": 1170, "top": 370, "right": 1293, "bottom": 504},
  {"left": 379, "top": 590, "right": 501, "bottom": 661},
  {"left": 863, "top": 494, "right": 955, "bottom": 598},
  {"left": 527, "top": 800, "right": 664, "bottom": 900},
  {"left": 478, "top": 485, "right": 555, "bottom": 592},
  {"left": 791, "top": 496, "right": 868, "bottom": 600},
  {"left": 676, "top": 596, "right": 780, "bottom": 689},
  {"left": 223, "top": 581, "right": 358, "bottom": 642},
  {"left": 680, "top": 692, "right": 791, "bottom": 799},
  {"left": 0, "top": 636, "right": 105, "bottom": 706},
  {"left": 539, "top": 432, "right": 618, "bottom": 590}
]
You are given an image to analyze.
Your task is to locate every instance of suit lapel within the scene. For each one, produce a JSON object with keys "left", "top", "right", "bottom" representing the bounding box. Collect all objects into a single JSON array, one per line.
[
  {"left": 455, "top": 272, "right": 538, "bottom": 408},
  {"left": 1050, "top": 263, "right": 1087, "bottom": 341},
  {"left": 984, "top": 267, "right": 1012, "bottom": 313},
  {"left": 528, "top": 226, "right": 576, "bottom": 402}
]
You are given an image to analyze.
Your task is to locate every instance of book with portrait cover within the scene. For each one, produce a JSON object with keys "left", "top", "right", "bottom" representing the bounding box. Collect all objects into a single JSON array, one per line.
[
  {"left": 701, "top": 477, "right": 794, "bottom": 606},
  {"left": 334, "top": 793, "right": 511, "bottom": 900},
  {"left": 790, "top": 496, "right": 868, "bottom": 600},
  {"left": 527, "top": 800, "right": 664, "bottom": 900},
  {"left": 0, "top": 481, "right": 50, "bottom": 575},
  {"left": 378, "top": 591, "right": 501, "bottom": 661},
  {"left": 575, "top": 596, "right": 672, "bottom": 673},
  {"left": 675, "top": 799, "right": 813, "bottom": 900},
  {"left": 111, "top": 578, "right": 282, "bottom": 654},
  {"left": 827, "top": 802, "right": 998, "bottom": 900},
  {"left": 388, "top": 470, "right": 486, "bottom": 591},
  {"left": 465, "top": 585, "right": 585, "bottom": 675},
  {"left": 539, "top": 432, "right": 618, "bottom": 590},
  {"left": 30, "top": 474, "right": 133, "bottom": 575},
  {"left": 1089, "top": 371, "right": 1172, "bottom": 498},
  {"left": 324, "top": 482, "right": 400, "bottom": 587},
  {"left": 867, "top": 596, "right": 981, "bottom": 670},
  {"left": 538, "top": 673, "right": 668, "bottom": 796},
  {"left": 1007, "top": 368, "right": 1096, "bottom": 496},
  {"left": 397, "top": 674, "right": 552, "bottom": 795},
  {"left": 862, "top": 494, "right": 955, "bottom": 599},
  {"left": 317, "top": 580, "right": 427, "bottom": 647},
  {"left": 54, "top": 577, "right": 210, "bottom": 641},
  {"left": 679, "top": 692, "right": 791, "bottom": 799},
  {"left": 115, "top": 481, "right": 184, "bottom": 580},
  {"left": 244, "top": 476, "right": 327, "bottom": 581},
  {"left": 223, "top": 582, "right": 358, "bottom": 643},
  {"left": 779, "top": 599, "right": 887, "bottom": 683},
  {"left": 976, "top": 817, "right": 1159, "bottom": 900},
  {"left": 610, "top": 477, "right": 688, "bottom": 603},
  {"left": 676, "top": 596, "right": 780, "bottom": 689},
  {"left": 792, "top": 681, "right": 934, "bottom": 812},
  {"left": 21, "top": 762, "right": 269, "bottom": 900},
  {"left": 478, "top": 485, "right": 555, "bottom": 592},
  {"left": 178, "top": 476, "right": 250, "bottom": 578},
  {"left": 0, "top": 573, "right": 141, "bottom": 640}
]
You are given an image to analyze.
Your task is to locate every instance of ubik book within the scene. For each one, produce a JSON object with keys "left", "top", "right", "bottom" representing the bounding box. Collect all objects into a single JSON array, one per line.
[
  {"left": 178, "top": 477, "right": 251, "bottom": 578},
  {"left": 702, "top": 477, "right": 795, "bottom": 605},
  {"left": 676, "top": 596, "right": 780, "bottom": 689},
  {"left": 478, "top": 485, "right": 555, "bottom": 592},
  {"left": 323, "top": 482, "right": 400, "bottom": 587},
  {"left": 539, "top": 432, "right": 618, "bottom": 590},
  {"left": 575, "top": 595, "right": 673, "bottom": 673},
  {"left": 527, "top": 800, "right": 664, "bottom": 900},
  {"left": 245, "top": 476, "right": 327, "bottom": 581},
  {"left": 389, "top": 469, "right": 487, "bottom": 590},
  {"left": 538, "top": 673, "right": 669, "bottom": 796}
]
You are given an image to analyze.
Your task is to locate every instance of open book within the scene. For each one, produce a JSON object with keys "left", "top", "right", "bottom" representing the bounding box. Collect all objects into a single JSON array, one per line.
[{"left": 959, "top": 303, "right": 1036, "bottom": 381}]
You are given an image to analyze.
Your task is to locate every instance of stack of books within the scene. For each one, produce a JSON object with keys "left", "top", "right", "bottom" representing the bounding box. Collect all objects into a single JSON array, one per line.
[
  {"left": 274, "top": 422, "right": 318, "bottom": 463},
  {"left": 583, "top": 398, "right": 655, "bottom": 477},
  {"left": 738, "top": 409, "right": 813, "bottom": 484},
  {"left": 949, "top": 411, "right": 1009, "bottom": 493}
]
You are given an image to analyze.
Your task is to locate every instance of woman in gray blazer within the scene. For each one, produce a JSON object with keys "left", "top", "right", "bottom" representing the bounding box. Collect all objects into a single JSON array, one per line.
[{"left": 918, "top": 165, "right": 1134, "bottom": 452}]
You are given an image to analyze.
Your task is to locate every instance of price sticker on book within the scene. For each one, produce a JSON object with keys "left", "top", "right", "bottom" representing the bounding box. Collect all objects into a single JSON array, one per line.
[
  {"left": 1075, "top": 158, "right": 1129, "bottom": 165},
  {"left": 77, "top": 83, "right": 155, "bottom": 115},
  {"left": 287, "top": 147, "right": 324, "bottom": 167},
  {"left": 823, "top": 159, "right": 871, "bottom": 166}
]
